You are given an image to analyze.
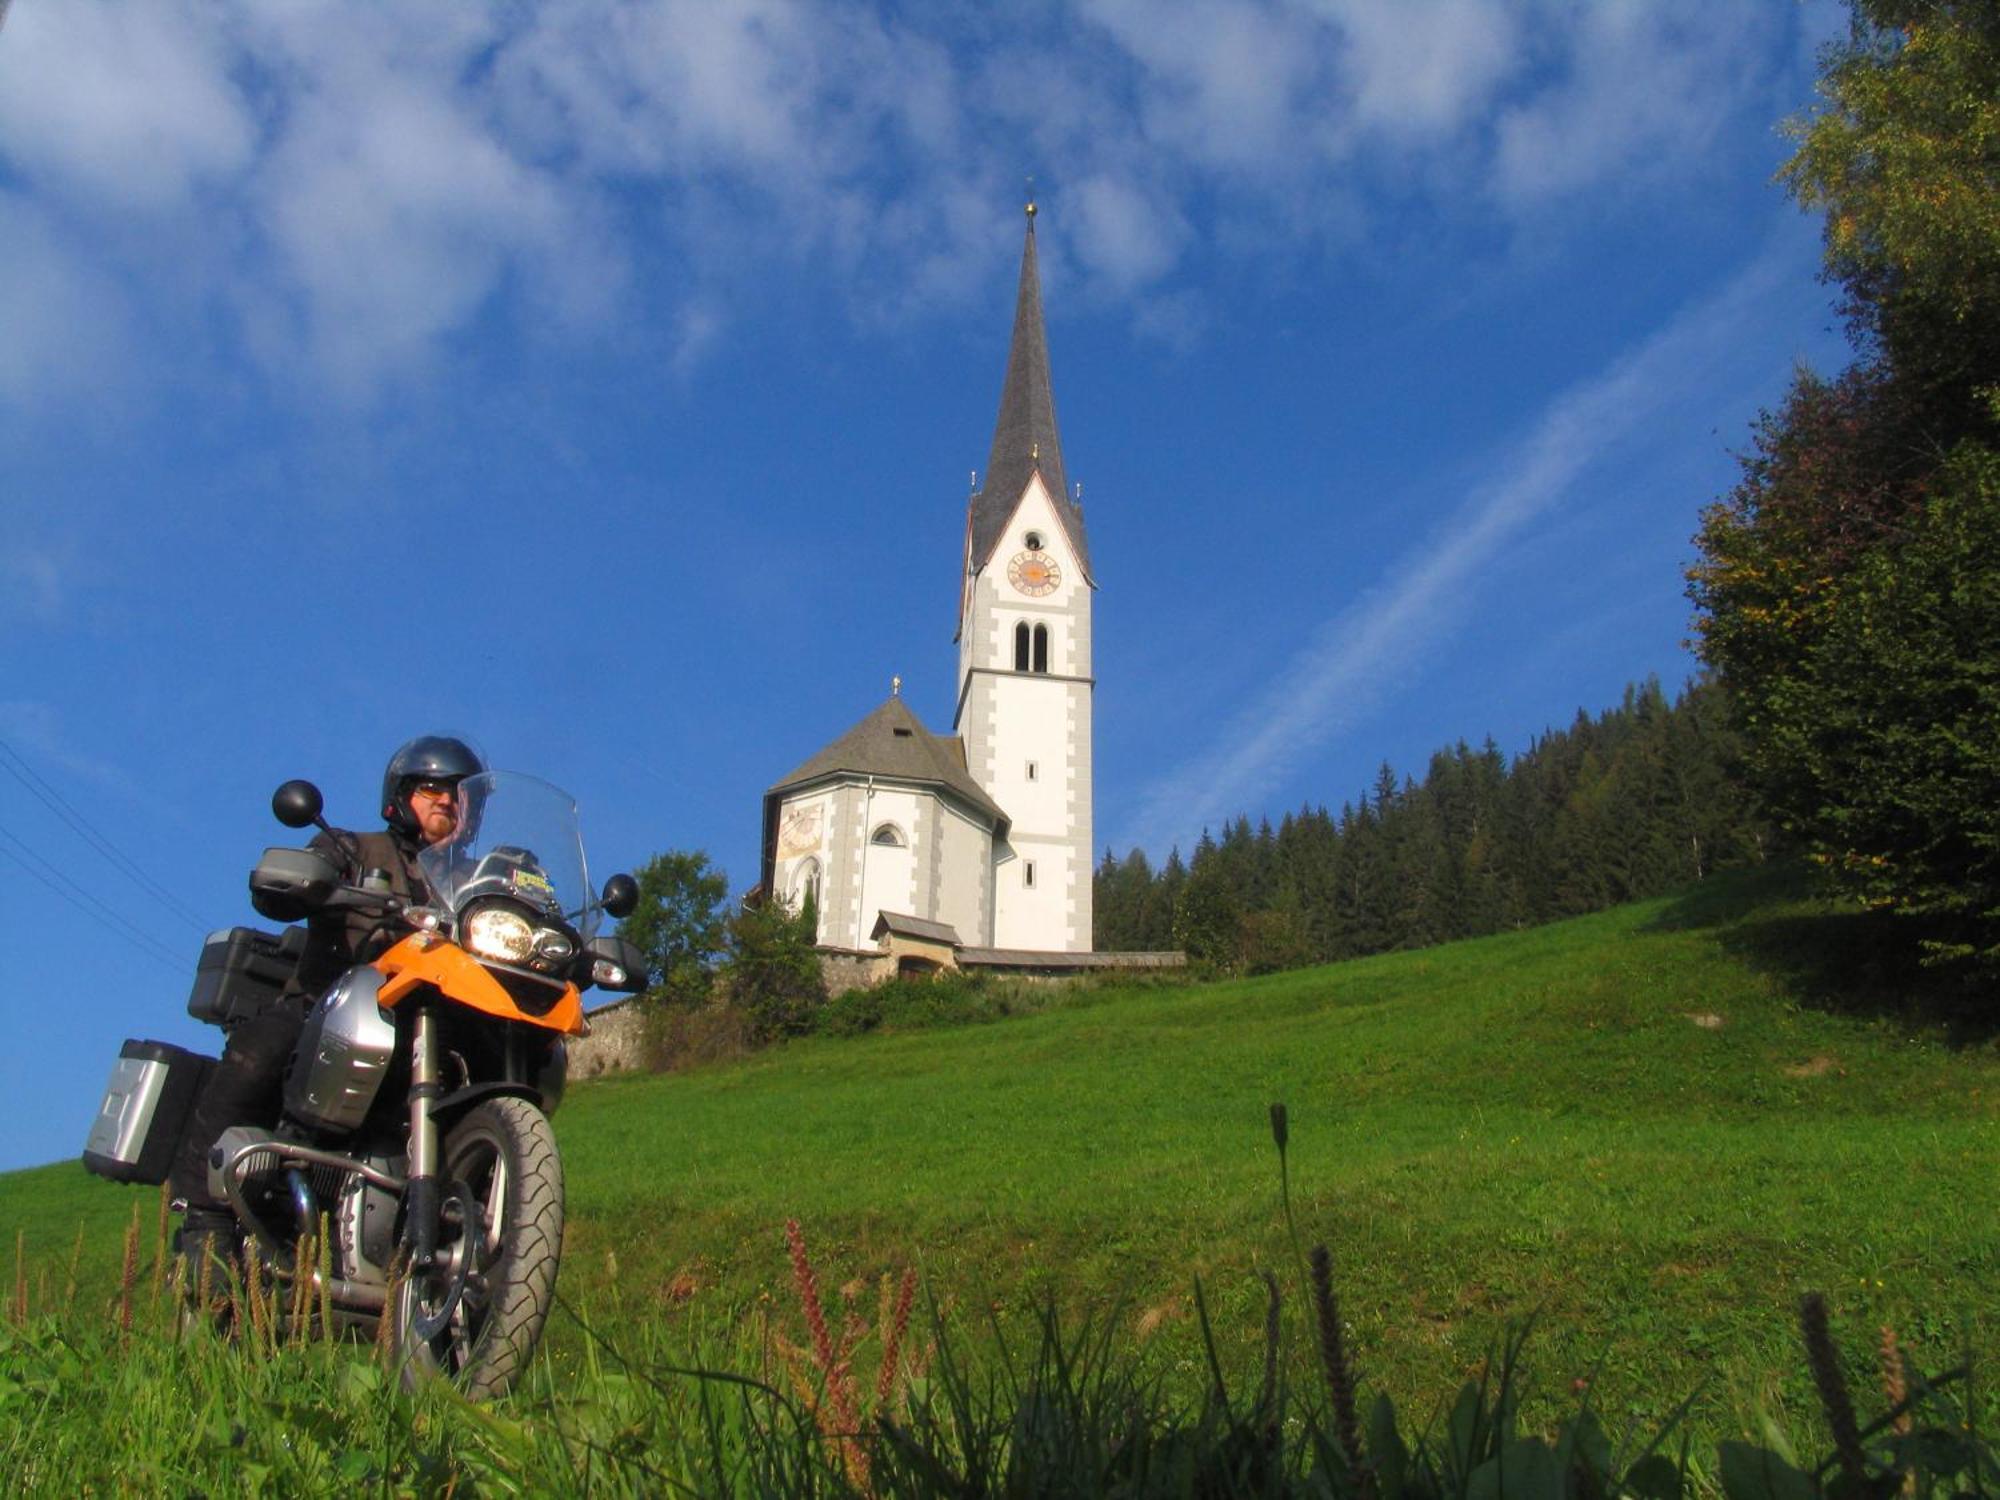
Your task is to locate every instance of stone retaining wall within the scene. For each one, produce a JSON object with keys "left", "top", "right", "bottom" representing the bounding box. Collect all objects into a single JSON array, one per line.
[{"left": 569, "top": 998, "right": 649, "bottom": 1079}]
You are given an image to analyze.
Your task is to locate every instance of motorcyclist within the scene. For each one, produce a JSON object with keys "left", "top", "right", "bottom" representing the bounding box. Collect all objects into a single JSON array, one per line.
[{"left": 170, "top": 735, "right": 487, "bottom": 1281}]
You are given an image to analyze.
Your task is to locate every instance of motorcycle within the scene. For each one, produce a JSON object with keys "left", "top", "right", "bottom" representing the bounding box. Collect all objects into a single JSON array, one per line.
[{"left": 83, "top": 770, "right": 647, "bottom": 1397}]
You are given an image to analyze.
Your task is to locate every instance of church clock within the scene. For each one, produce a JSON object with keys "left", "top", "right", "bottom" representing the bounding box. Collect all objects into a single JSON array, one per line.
[{"left": 1006, "top": 550, "right": 1061, "bottom": 596}]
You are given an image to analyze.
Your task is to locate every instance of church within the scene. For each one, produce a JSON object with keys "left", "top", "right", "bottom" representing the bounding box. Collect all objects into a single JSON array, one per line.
[{"left": 758, "top": 204, "right": 1167, "bottom": 978}]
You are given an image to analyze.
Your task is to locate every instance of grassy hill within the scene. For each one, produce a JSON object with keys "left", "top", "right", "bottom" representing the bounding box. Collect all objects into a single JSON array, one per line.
[{"left": 9, "top": 864, "right": 1996, "bottom": 1447}]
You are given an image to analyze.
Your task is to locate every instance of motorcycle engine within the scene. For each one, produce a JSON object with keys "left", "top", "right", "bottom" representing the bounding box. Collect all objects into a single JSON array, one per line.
[{"left": 334, "top": 1158, "right": 402, "bottom": 1283}]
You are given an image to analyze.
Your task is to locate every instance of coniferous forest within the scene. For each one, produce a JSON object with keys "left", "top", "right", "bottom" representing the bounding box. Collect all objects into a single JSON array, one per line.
[{"left": 1094, "top": 676, "right": 1771, "bottom": 969}]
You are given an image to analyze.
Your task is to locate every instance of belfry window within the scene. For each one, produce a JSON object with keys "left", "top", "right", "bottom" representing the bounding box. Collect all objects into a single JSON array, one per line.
[
  {"left": 871, "top": 823, "right": 906, "bottom": 848},
  {"left": 1014, "top": 621, "right": 1031, "bottom": 671},
  {"left": 1032, "top": 624, "right": 1049, "bottom": 674}
]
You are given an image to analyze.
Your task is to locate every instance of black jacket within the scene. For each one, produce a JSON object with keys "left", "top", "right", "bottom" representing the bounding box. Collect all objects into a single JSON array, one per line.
[{"left": 285, "top": 826, "right": 431, "bottom": 1001}]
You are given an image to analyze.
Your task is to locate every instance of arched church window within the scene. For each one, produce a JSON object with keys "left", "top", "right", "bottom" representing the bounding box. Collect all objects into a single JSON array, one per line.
[
  {"left": 870, "top": 823, "right": 906, "bottom": 848},
  {"left": 790, "top": 858, "right": 821, "bottom": 929},
  {"left": 1024, "top": 531, "right": 1044, "bottom": 551},
  {"left": 1032, "top": 623, "right": 1049, "bottom": 674},
  {"left": 1014, "top": 622, "right": 1031, "bottom": 671}
]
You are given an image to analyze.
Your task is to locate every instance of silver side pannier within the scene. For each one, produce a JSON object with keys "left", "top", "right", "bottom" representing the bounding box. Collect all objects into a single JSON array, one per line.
[{"left": 81, "top": 1039, "right": 214, "bottom": 1185}]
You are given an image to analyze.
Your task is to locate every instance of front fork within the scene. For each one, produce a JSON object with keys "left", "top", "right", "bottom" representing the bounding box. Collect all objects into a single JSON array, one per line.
[{"left": 404, "top": 1003, "right": 443, "bottom": 1266}]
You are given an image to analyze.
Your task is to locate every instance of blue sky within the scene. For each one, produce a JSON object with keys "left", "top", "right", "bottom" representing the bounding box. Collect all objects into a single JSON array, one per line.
[{"left": 1, "top": 0, "right": 1852, "bottom": 1171}]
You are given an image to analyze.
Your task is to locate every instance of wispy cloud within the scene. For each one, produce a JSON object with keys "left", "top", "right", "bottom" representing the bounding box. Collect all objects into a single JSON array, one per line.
[
  {"left": 0, "top": 0, "right": 1822, "bottom": 407},
  {"left": 0, "top": 700, "right": 141, "bottom": 795},
  {"left": 0, "top": 191, "right": 129, "bottom": 407},
  {"left": 1114, "top": 238, "right": 1801, "bottom": 856}
]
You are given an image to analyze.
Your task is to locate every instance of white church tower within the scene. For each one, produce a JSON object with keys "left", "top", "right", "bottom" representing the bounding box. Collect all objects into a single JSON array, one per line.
[{"left": 954, "top": 202, "right": 1095, "bottom": 952}]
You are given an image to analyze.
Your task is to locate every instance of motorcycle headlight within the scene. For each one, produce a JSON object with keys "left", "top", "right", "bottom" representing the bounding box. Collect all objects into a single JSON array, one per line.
[{"left": 465, "top": 906, "right": 536, "bottom": 964}]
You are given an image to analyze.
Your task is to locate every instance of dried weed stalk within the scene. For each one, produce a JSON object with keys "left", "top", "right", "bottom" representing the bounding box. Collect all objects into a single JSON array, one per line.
[
  {"left": 1800, "top": 1291, "right": 1869, "bottom": 1487},
  {"left": 781, "top": 1218, "right": 925, "bottom": 1494},
  {"left": 1310, "top": 1244, "right": 1367, "bottom": 1483},
  {"left": 117, "top": 1202, "right": 140, "bottom": 1335}
]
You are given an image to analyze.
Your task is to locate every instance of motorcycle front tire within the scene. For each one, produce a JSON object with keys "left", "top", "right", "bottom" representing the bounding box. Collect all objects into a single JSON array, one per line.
[{"left": 394, "top": 1096, "right": 564, "bottom": 1399}]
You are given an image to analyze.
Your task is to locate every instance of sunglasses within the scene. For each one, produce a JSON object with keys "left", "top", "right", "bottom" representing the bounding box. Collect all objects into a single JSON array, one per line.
[{"left": 411, "top": 779, "right": 460, "bottom": 798}]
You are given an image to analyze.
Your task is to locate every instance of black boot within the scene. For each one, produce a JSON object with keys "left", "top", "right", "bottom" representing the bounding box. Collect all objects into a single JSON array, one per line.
[{"left": 173, "top": 1206, "right": 239, "bottom": 1307}]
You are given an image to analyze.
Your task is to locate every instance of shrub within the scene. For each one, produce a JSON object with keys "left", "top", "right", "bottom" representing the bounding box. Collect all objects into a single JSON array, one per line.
[
  {"left": 637, "top": 997, "right": 757, "bottom": 1073},
  {"left": 720, "top": 899, "right": 826, "bottom": 1044}
]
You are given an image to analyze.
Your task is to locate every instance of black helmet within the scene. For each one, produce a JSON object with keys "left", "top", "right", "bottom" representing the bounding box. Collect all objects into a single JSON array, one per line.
[{"left": 381, "top": 734, "right": 486, "bottom": 833}]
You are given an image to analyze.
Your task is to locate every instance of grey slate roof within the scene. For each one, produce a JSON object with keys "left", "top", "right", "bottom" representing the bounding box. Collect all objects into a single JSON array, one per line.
[
  {"left": 870, "top": 911, "right": 963, "bottom": 946},
  {"left": 967, "top": 213, "right": 1093, "bottom": 581},
  {"left": 766, "top": 695, "right": 1008, "bottom": 829}
]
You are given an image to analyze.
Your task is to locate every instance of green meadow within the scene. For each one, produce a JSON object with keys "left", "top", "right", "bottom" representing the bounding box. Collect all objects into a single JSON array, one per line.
[{"left": 5, "top": 865, "right": 1996, "bottom": 1487}]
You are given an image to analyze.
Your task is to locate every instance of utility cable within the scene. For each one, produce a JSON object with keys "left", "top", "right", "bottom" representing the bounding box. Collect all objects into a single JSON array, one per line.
[
  {"left": 0, "top": 822, "right": 188, "bottom": 973},
  {"left": 0, "top": 737, "right": 212, "bottom": 933}
]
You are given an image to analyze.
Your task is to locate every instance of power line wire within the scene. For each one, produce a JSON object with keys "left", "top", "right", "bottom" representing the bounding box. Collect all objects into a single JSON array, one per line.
[
  {"left": 0, "top": 822, "right": 190, "bottom": 974},
  {"left": 0, "top": 737, "right": 212, "bottom": 933}
]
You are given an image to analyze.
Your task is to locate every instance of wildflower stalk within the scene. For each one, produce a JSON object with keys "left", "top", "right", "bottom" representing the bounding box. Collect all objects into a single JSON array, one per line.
[
  {"left": 786, "top": 1218, "right": 837, "bottom": 1376},
  {"left": 246, "top": 1246, "right": 270, "bottom": 1357},
  {"left": 1271, "top": 1103, "right": 1312, "bottom": 1291},
  {"left": 151, "top": 1183, "right": 171, "bottom": 1311},
  {"left": 1878, "top": 1325, "right": 1911, "bottom": 1434},
  {"left": 1879, "top": 1324, "right": 1917, "bottom": 1498},
  {"left": 195, "top": 1241, "right": 215, "bottom": 1327},
  {"left": 1800, "top": 1292, "right": 1868, "bottom": 1486},
  {"left": 117, "top": 1203, "right": 139, "bottom": 1336},
  {"left": 290, "top": 1229, "right": 313, "bottom": 1346},
  {"left": 376, "top": 1250, "right": 406, "bottom": 1368},
  {"left": 876, "top": 1267, "right": 916, "bottom": 1412},
  {"left": 317, "top": 1213, "right": 333, "bottom": 1344},
  {"left": 1311, "top": 1244, "right": 1368, "bottom": 1486},
  {"left": 225, "top": 1259, "right": 247, "bottom": 1334},
  {"left": 783, "top": 1218, "right": 868, "bottom": 1491}
]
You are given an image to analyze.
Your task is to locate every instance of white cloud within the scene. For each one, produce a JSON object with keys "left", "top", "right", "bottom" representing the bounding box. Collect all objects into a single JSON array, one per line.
[
  {"left": 1069, "top": 173, "right": 1188, "bottom": 291},
  {"left": 1115, "top": 238, "right": 1799, "bottom": 856},
  {"left": 1317, "top": 0, "right": 1520, "bottom": 145},
  {"left": 1082, "top": 0, "right": 1326, "bottom": 173},
  {"left": 0, "top": 0, "right": 254, "bottom": 215},
  {"left": 0, "top": 0, "right": 1822, "bottom": 405},
  {"left": 0, "top": 192, "right": 128, "bottom": 406},
  {"left": 247, "top": 34, "right": 570, "bottom": 395},
  {"left": 1489, "top": 2, "right": 1777, "bottom": 208}
]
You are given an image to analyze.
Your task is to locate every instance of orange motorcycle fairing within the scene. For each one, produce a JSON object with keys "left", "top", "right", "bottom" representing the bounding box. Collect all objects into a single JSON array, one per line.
[{"left": 370, "top": 932, "right": 585, "bottom": 1036}]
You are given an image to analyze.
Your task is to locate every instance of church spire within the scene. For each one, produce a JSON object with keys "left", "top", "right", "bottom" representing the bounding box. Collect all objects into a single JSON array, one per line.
[{"left": 968, "top": 202, "right": 1092, "bottom": 579}]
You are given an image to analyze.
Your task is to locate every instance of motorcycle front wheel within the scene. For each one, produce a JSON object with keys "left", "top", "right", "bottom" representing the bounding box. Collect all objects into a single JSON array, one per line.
[{"left": 394, "top": 1096, "right": 564, "bottom": 1399}]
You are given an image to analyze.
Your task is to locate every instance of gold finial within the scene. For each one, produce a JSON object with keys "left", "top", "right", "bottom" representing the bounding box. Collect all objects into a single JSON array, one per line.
[
  {"left": 1025, "top": 175, "right": 1037, "bottom": 221},
  {"left": 1030, "top": 441, "right": 1040, "bottom": 462},
  {"left": 892, "top": 674, "right": 902, "bottom": 697}
]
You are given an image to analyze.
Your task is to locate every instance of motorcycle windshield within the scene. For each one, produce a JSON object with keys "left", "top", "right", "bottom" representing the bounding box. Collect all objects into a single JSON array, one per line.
[{"left": 417, "top": 772, "right": 599, "bottom": 940}]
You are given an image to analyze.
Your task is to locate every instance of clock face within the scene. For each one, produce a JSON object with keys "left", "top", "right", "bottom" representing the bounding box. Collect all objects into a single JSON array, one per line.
[{"left": 1007, "top": 550, "right": 1061, "bottom": 596}]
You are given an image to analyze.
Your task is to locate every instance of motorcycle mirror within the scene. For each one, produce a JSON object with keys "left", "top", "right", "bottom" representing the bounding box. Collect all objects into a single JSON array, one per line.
[
  {"left": 272, "top": 780, "right": 324, "bottom": 829},
  {"left": 601, "top": 873, "right": 639, "bottom": 920}
]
